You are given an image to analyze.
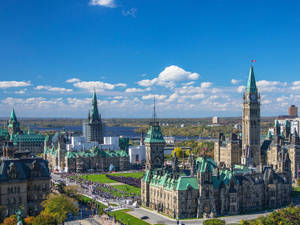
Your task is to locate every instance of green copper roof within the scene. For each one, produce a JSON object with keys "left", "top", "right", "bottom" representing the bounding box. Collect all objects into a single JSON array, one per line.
[
  {"left": 66, "top": 151, "right": 77, "bottom": 159},
  {"left": 246, "top": 65, "right": 257, "bottom": 93},
  {"left": 176, "top": 176, "right": 199, "bottom": 190},
  {"left": 144, "top": 122, "right": 165, "bottom": 143},
  {"left": 196, "top": 157, "right": 217, "bottom": 172},
  {"left": 10, "top": 108, "right": 17, "bottom": 122},
  {"left": 11, "top": 133, "right": 45, "bottom": 143}
]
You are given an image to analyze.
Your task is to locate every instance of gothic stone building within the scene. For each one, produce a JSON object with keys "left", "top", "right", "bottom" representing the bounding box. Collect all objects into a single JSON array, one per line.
[
  {"left": 82, "top": 92, "right": 104, "bottom": 144},
  {"left": 0, "top": 109, "right": 45, "bottom": 155},
  {"left": 214, "top": 65, "right": 300, "bottom": 181},
  {"left": 43, "top": 132, "right": 129, "bottom": 173},
  {"left": 0, "top": 145, "right": 50, "bottom": 217},
  {"left": 215, "top": 66, "right": 261, "bottom": 168}
]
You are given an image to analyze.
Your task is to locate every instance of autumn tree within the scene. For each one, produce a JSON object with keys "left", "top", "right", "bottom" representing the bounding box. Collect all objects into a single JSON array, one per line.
[
  {"left": 24, "top": 216, "right": 35, "bottom": 225},
  {"left": 63, "top": 185, "right": 81, "bottom": 198},
  {"left": 41, "top": 193, "right": 78, "bottom": 224},
  {"left": 2, "top": 215, "right": 17, "bottom": 225}
]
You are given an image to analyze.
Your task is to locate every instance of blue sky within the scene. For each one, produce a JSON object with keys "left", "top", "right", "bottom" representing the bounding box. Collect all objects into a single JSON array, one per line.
[{"left": 0, "top": 0, "right": 300, "bottom": 118}]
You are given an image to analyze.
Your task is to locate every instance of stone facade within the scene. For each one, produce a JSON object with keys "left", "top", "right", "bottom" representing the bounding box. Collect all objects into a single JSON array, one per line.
[
  {"left": 43, "top": 133, "right": 129, "bottom": 173},
  {"left": 0, "top": 153, "right": 50, "bottom": 217},
  {"left": 0, "top": 109, "right": 45, "bottom": 155},
  {"left": 142, "top": 155, "right": 291, "bottom": 219}
]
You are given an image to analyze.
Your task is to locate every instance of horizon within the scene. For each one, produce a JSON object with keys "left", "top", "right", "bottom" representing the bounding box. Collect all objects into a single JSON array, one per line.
[{"left": 1, "top": 0, "right": 300, "bottom": 118}]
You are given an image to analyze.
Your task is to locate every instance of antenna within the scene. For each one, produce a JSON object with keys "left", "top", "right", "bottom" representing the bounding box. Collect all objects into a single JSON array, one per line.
[{"left": 152, "top": 96, "right": 157, "bottom": 122}]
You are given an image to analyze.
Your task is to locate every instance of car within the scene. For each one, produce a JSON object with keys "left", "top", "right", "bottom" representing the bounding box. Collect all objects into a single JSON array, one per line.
[{"left": 140, "top": 216, "right": 149, "bottom": 220}]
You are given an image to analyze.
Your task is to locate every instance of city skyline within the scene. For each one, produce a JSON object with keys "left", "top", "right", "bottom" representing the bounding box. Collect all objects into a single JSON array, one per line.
[{"left": 1, "top": 0, "right": 300, "bottom": 118}]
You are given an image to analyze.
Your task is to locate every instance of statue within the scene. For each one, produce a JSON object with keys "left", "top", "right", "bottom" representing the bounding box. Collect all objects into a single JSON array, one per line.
[{"left": 15, "top": 208, "right": 23, "bottom": 225}]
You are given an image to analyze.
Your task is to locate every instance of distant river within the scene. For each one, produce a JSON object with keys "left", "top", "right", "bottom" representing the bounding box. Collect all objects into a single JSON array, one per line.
[
  {"left": 30, "top": 125, "right": 216, "bottom": 141},
  {"left": 30, "top": 125, "right": 140, "bottom": 138}
]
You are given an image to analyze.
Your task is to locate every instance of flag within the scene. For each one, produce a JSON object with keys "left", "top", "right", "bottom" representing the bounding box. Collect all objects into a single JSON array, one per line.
[{"left": 251, "top": 59, "right": 256, "bottom": 62}]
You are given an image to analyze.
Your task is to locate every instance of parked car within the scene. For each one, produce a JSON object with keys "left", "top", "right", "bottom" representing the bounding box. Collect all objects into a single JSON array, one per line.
[{"left": 140, "top": 216, "right": 149, "bottom": 220}]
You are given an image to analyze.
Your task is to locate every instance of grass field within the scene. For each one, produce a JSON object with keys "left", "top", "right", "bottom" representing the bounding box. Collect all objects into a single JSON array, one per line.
[
  {"left": 81, "top": 174, "right": 117, "bottom": 184},
  {"left": 109, "top": 209, "right": 150, "bottom": 225},
  {"left": 114, "top": 184, "right": 141, "bottom": 196},
  {"left": 110, "top": 172, "right": 144, "bottom": 179}
]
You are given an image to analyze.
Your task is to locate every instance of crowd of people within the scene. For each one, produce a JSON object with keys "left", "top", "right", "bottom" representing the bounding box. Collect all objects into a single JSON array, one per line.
[
  {"left": 106, "top": 174, "right": 141, "bottom": 188},
  {"left": 61, "top": 173, "right": 140, "bottom": 202}
]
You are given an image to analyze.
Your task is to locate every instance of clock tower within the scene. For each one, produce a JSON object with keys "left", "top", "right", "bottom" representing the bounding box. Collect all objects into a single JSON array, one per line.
[
  {"left": 242, "top": 65, "right": 261, "bottom": 166},
  {"left": 144, "top": 100, "right": 165, "bottom": 170}
]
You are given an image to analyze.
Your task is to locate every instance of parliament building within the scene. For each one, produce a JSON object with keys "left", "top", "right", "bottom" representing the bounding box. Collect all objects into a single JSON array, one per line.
[{"left": 141, "top": 65, "right": 292, "bottom": 219}]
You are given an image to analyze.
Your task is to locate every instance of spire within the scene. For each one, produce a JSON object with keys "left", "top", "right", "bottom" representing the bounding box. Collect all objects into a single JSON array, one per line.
[
  {"left": 152, "top": 97, "right": 157, "bottom": 122},
  {"left": 90, "top": 91, "right": 100, "bottom": 122},
  {"left": 10, "top": 108, "right": 17, "bottom": 122},
  {"left": 246, "top": 65, "right": 257, "bottom": 93}
]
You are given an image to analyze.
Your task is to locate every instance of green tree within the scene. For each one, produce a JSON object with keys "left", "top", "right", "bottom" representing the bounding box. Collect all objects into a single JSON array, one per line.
[
  {"left": 63, "top": 185, "right": 80, "bottom": 198},
  {"left": 41, "top": 193, "right": 78, "bottom": 224},
  {"left": 32, "top": 212, "right": 57, "bottom": 225}
]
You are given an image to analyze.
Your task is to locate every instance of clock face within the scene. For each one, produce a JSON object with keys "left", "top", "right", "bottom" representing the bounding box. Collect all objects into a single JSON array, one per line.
[{"left": 251, "top": 94, "right": 256, "bottom": 101}]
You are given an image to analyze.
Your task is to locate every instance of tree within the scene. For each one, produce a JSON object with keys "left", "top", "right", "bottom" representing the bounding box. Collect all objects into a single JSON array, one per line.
[
  {"left": 63, "top": 185, "right": 80, "bottom": 198},
  {"left": 203, "top": 218, "right": 226, "bottom": 225},
  {"left": 32, "top": 212, "right": 57, "bottom": 225},
  {"left": 41, "top": 193, "right": 78, "bottom": 224},
  {"left": 171, "top": 147, "right": 183, "bottom": 158},
  {"left": 2, "top": 215, "right": 17, "bottom": 225},
  {"left": 24, "top": 216, "right": 35, "bottom": 225},
  {"left": 297, "top": 178, "right": 300, "bottom": 186}
]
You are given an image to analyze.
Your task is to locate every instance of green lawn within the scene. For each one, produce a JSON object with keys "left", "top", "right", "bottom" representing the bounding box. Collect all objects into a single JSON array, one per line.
[
  {"left": 81, "top": 174, "right": 118, "bottom": 184},
  {"left": 109, "top": 209, "right": 150, "bottom": 225},
  {"left": 114, "top": 184, "right": 141, "bottom": 196},
  {"left": 110, "top": 172, "right": 144, "bottom": 179}
]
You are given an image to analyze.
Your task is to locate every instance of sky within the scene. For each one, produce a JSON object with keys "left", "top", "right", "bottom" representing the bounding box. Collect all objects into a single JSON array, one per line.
[{"left": 0, "top": 0, "right": 300, "bottom": 118}]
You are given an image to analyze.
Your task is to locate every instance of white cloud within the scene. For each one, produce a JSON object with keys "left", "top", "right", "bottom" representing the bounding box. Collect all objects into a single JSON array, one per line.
[
  {"left": 73, "top": 81, "right": 126, "bottom": 91},
  {"left": 90, "top": 0, "right": 115, "bottom": 8},
  {"left": 122, "top": 8, "right": 137, "bottom": 17},
  {"left": 231, "top": 79, "right": 241, "bottom": 84},
  {"left": 237, "top": 85, "right": 245, "bottom": 93},
  {"left": 142, "top": 94, "right": 167, "bottom": 100},
  {"left": 14, "top": 89, "right": 26, "bottom": 94},
  {"left": 35, "top": 85, "right": 73, "bottom": 93},
  {"left": 0, "top": 81, "right": 31, "bottom": 88},
  {"left": 66, "top": 78, "right": 80, "bottom": 83},
  {"left": 200, "top": 82, "right": 213, "bottom": 88},
  {"left": 125, "top": 87, "right": 150, "bottom": 93},
  {"left": 138, "top": 65, "right": 199, "bottom": 88}
]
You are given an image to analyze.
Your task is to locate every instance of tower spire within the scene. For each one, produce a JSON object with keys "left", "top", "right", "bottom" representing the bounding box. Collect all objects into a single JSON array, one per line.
[
  {"left": 246, "top": 65, "right": 257, "bottom": 93},
  {"left": 152, "top": 97, "right": 157, "bottom": 123}
]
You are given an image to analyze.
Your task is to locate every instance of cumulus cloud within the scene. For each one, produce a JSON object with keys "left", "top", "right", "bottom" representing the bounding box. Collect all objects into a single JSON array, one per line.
[
  {"left": 14, "top": 89, "right": 26, "bottom": 94},
  {"left": 125, "top": 87, "right": 150, "bottom": 93},
  {"left": 256, "top": 80, "right": 287, "bottom": 92},
  {"left": 35, "top": 85, "right": 73, "bottom": 93},
  {"left": 200, "top": 82, "right": 213, "bottom": 88},
  {"left": 73, "top": 81, "right": 126, "bottom": 92},
  {"left": 142, "top": 94, "right": 167, "bottom": 100},
  {"left": 237, "top": 85, "right": 245, "bottom": 93},
  {"left": 66, "top": 78, "right": 80, "bottom": 83},
  {"left": 231, "top": 79, "right": 241, "bottom": 84},
  {"left": 0, "top": 81, "right": 31, "bottom": 88},
  {"left": 138, "top": 65, "right": 199, "bottom": 88},
  {"left": 89, "top": 0, "right": 115, "bottom": 8}
]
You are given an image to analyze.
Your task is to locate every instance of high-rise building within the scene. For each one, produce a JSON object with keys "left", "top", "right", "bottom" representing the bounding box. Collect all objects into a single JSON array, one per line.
[
  {"left": 242, "top": 65, "right": 261, "bottom": 166},
  {"left": 288, "top": 105, "right": 298, "bottom": 117},
  {"left": 82, "top": 92, "right": 103, "bottom": 144}
]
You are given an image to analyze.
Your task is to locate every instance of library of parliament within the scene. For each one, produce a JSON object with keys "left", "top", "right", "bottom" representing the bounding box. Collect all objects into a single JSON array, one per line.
[{"left": 141, "top": 65, "right": 292, "bottom": 219}]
